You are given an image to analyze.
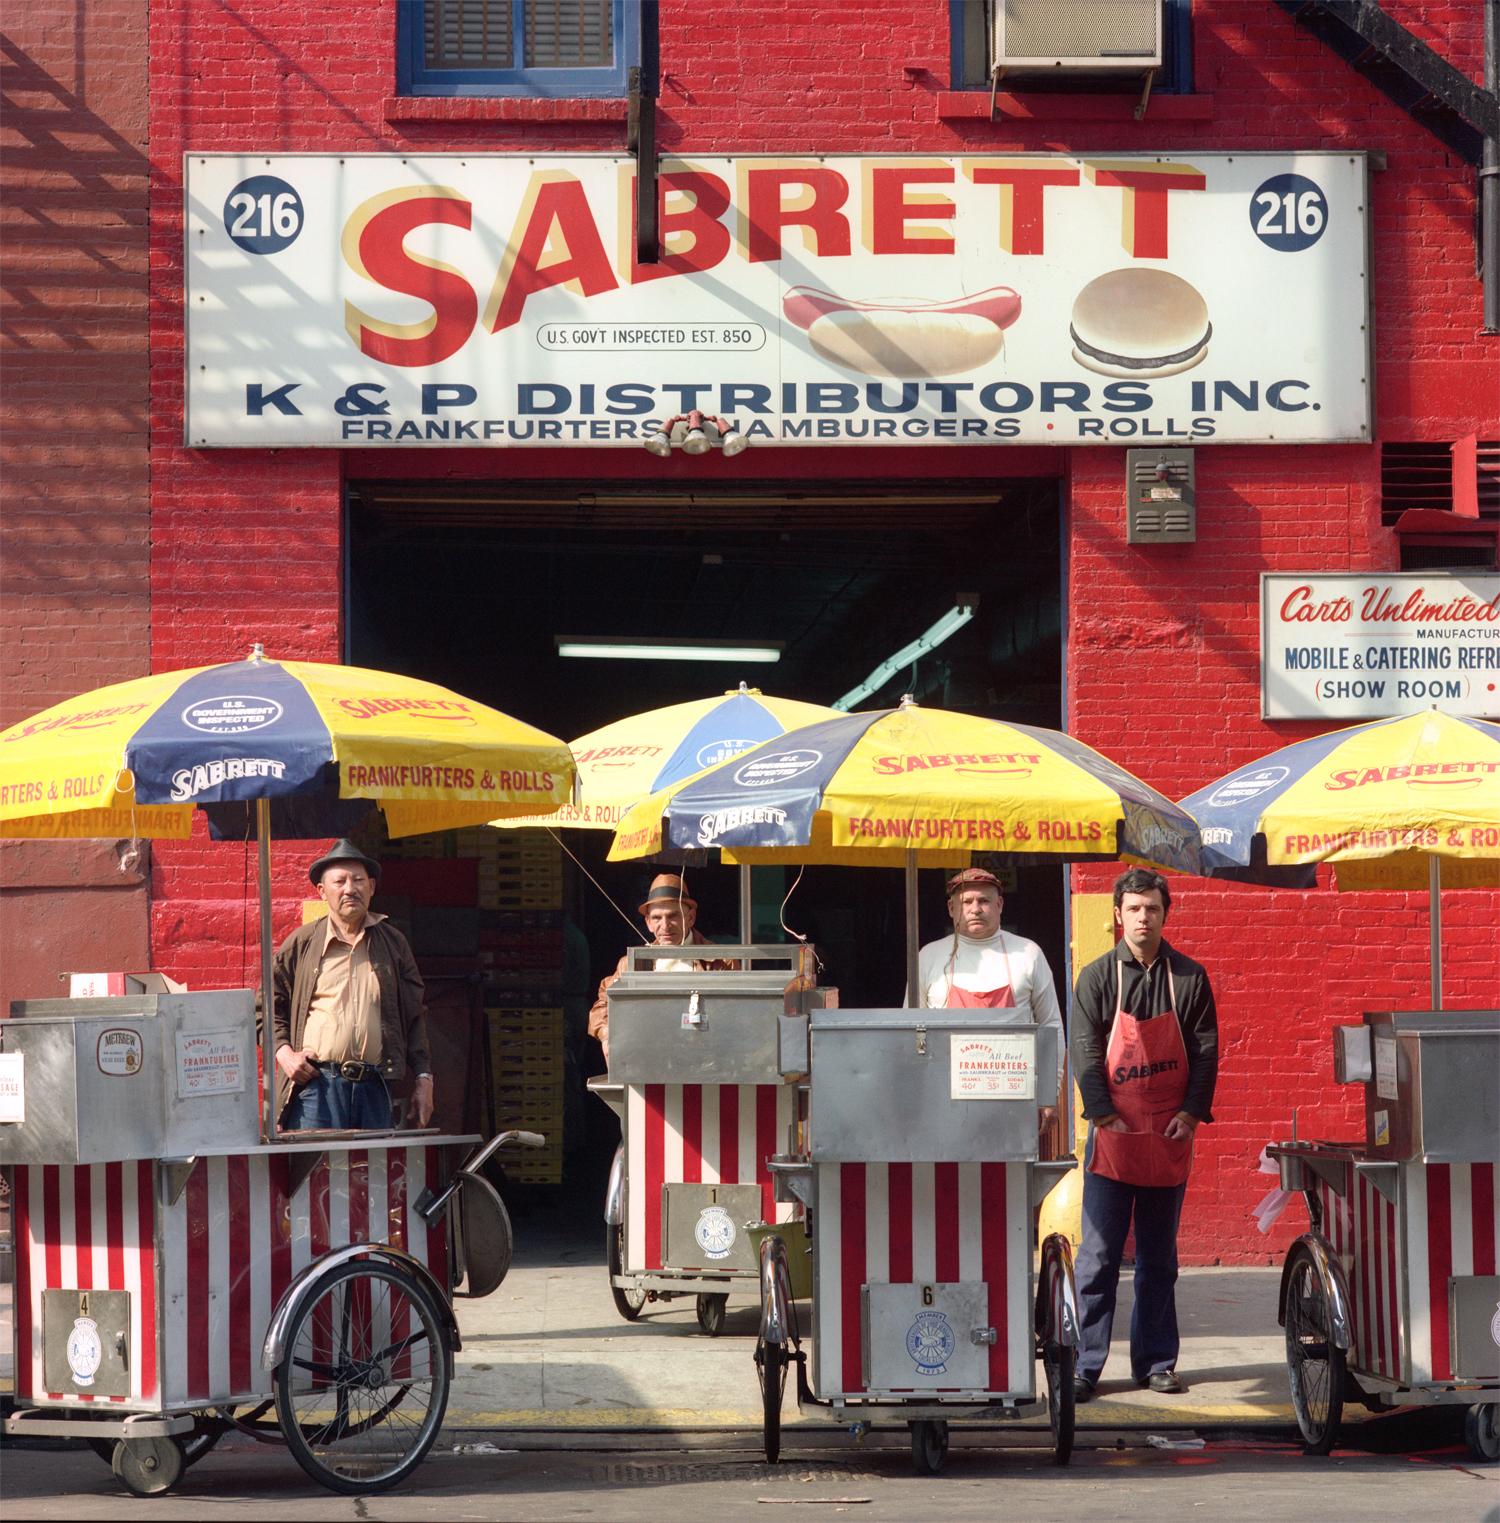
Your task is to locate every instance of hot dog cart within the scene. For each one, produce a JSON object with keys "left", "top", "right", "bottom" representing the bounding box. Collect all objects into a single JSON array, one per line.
[
  {"left": 757, "top": 1003, "right": 1078, "bottom": 1472},
  {"left": 1269, "top": 1008, "right": 1499, "bottom": 1461},
  {"left": 588, "top": 944, "right": 830, "bottom": 1335},
  {"left": 0, "top": 990, "right": 534, "bottom": 1496}
]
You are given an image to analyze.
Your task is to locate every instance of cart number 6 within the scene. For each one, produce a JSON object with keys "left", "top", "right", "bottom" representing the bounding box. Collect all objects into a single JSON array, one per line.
[{"left": 922, "top": 1285, "right": 934, "bottom": 1306}]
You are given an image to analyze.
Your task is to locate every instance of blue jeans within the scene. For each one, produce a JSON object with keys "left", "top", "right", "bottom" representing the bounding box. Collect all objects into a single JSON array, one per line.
[
  {"left": 282, "top": 1070, "right": 392, "bottom": 1131},
  {"left": 1075, "top": 1131, "right": 1188, "bottom": 1383}
]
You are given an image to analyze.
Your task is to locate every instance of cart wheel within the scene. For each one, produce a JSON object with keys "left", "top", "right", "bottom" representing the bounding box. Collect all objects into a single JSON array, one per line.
[
  {"left": 1043, "top": 1339, "right": 1076, "bottom": 1466},
  {"left": 696, "top": 1293, "right": 728, "bottom": 1337},
  {"left": 909, "top": 1418, "right": 949, "bottom": 1475},
  {"left": 111, "top": 1436, "right": 184, "bottom": 1496},
  {"left": 273, "top": 1259, "right": 451, "bottom": 1495},
  {"left": 756, "top": 1335, "right": 786, "bottom": 1464},
  {"left": 1283, "top": 1243, "right": 1345, "bottom": 1455},
  {"left": 607, "top": 1223, "right": 646, "bottom": 1322},
  {"left": 1464, "top": 1402, "right": 1499, "bottom": 1463}
]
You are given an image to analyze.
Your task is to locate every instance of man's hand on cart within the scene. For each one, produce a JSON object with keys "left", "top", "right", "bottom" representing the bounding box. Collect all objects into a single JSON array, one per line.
[
  {"left": 276, "top": 1043, "right": 319, "bottom": 1085},
  {"left": 411, "top": 1073, "right": 435, "bottom": 1127}
]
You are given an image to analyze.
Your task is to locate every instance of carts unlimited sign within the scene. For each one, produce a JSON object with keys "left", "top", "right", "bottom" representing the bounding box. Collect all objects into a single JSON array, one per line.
[
  {"left": 1262, "top": 573, "right": 1500, "bottom": 719},
  {"left": 185, "top": 153, "right": 1370, "bottom": 448}
]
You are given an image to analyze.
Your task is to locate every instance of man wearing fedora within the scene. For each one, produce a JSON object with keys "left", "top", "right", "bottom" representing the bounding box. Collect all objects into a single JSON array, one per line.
[
  {"left": 588, "top": 873, "right": 731, "bottom": 1064},
  {"left": 269, "top": 839, "right": 435, "bottom": 1131}
]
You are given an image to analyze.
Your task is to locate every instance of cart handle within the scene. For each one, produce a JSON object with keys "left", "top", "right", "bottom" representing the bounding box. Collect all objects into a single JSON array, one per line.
[{"left": 417, "top": 1129, "right": 545, "bottom": 1225}]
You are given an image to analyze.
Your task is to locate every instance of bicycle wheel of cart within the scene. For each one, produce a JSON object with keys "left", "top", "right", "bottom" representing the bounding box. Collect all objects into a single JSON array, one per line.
[
  {"left": 1037, "top": 1246, "right": 1076, "bottom": 1467},
  {"left": 1283, "top": 1243, "right": 1345, "bottom": 1455},
  {"left": 755, "top": 1236, "right": 798, "bottom": 1464},
  {"left": 274, "top": 1259, "right": 451, "bottom": 1495},
  {"left": 607, "top": 1222, "right": 646, "bottom": 1321}
]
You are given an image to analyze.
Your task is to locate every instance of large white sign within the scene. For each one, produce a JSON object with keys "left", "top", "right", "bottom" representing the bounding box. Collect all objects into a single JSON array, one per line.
[
  {"left": 185, "top": 152, "right": 1370, "bottom": 448},
  {"left": 1262, "top": 572, "right": 1500, "bottom": 719}
]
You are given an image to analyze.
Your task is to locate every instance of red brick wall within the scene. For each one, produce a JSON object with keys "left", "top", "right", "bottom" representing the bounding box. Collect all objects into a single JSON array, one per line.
[
  {"left": 136, "top": 1, "right": 1498, "bottom": 1260},
  {"left": 0, "top": 2, "right": 152, "bottom": 1012}
]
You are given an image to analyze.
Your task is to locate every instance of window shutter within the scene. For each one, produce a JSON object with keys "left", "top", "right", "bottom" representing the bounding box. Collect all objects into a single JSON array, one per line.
[
  {"left": 424, "top": 0, "right": 514, "bottom": 70},
  {"left": 526, "top": 0, "right": 613, "bottom": 68}
]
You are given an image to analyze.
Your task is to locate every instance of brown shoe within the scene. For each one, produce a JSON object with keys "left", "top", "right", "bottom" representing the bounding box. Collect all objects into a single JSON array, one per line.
[{"left": 1143, "top": 1370, "right": 1183, "bottom": 1393}]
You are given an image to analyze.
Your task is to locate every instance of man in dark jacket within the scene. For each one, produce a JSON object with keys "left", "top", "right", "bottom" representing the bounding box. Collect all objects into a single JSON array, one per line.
[
  {"left": 1069, "top": 867, "right": 1218, "bottom": 1401},
  {"left": 271, "top": 839, "right": 434, "bottom": 1130}
]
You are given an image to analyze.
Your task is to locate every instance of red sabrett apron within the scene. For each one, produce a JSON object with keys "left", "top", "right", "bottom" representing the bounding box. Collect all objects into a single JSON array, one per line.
[
  {"left": 942, "top": 937, "right": 1016, "bottom": 1010},
  {"left": 1088, "top": 961, "right": 1193, "bottom": 1189}
]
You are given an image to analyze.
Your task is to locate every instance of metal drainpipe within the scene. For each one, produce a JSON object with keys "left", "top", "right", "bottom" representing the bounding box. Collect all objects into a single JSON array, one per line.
[{"left": 1486, "top": 0, "right": 1499, "bottom": 331}]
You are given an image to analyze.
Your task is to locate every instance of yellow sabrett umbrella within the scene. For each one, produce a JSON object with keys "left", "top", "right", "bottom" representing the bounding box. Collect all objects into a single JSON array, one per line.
[
  {"left": 1181, "top": 709, "right": 1500, "bottom": 1006},
  {"left": 0, "top": 646, "right": 575, "bottom": 1132},
  {"left": 610, "top": 698, "right": 1202, "bottom": 999}
]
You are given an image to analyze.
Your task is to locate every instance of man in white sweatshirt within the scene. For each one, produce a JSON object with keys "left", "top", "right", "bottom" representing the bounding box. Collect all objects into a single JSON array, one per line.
[{"left": 916, "top": 866, "right": 1063, "bottom": 1133}]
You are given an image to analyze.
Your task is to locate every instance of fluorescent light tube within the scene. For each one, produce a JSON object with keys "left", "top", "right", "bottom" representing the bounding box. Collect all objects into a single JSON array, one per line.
[{"left": 556, "top": 640, "right": 782, "bottom": 663}]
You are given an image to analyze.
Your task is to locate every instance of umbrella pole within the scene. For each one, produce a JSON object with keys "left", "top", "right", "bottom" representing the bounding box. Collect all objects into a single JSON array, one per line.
[
  {"left": 1429, "top": 853, "right": 1442, "bottom": 1011},
  {"left": 258, "top": 798, "right": 277, "bottom": 1142},
  {"left": 905, "top": 850, "right": 919, "bottom": 1006},
  {"left": 738, "top": 862, "right": 753, "bottom": 946}
]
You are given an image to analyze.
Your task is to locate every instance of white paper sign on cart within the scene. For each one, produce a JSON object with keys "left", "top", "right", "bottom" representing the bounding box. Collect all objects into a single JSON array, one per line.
[{"left": 951, "top": 1033, "right": 1035, "bottom": 1100}]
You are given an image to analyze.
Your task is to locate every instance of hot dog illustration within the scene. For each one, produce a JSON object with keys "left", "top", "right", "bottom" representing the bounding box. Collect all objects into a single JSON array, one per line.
[{"left": 782, "top": 285, "right": 1022, "bottom": 378}]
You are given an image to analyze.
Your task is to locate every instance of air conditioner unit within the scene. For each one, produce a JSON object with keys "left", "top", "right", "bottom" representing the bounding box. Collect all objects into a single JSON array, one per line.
[{"left": 993, "top": 0, "right": 1163, "bottom": 74}]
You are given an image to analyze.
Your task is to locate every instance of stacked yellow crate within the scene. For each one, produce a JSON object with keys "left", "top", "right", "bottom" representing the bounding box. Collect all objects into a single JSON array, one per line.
[
  {"left": 470, "top": 828, "right": 563, "bottom": 910},
  {"left": 486, "top": 1005, "right": 565, "bottom": 1185}
]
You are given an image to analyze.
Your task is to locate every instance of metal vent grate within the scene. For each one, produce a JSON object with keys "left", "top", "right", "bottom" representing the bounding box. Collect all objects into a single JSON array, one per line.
[
  {"left": 1127, "top": 447, "right": 1195, "bottom": 543},
  {"left": 1380, "top": 439, "right": 1500, "bottom": 526}
]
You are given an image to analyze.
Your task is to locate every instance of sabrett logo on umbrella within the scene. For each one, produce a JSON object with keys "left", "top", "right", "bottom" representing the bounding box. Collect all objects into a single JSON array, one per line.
[
  {"left": 3, "top": 703, "right": 151, "bottom": 740},
  {"left": 336, "top": 697, "right": 476, "bottom": 721},
  {"left": 170, "top": 759, "right": 288, "bottom": 801},
  {"left": 1324, "top": 761, "right": 1498, "bottom": 790},
  {"left": 872, "top": 753, "right": 1042, "bottom": 774}
]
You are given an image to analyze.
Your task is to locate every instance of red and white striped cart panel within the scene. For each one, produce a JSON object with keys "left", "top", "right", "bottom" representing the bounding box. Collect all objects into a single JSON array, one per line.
[
  {"left": 624, "top": 1083, "right": 797, "bottom": 1274},
  {"left": 11, "top": 1142, "right": 454, "bottom": 1411},
  {"left": 811, "top": 1160, "right": 1034, "bottom": 1400},
  {"left": 1314, "top": 1158, "right": 1499, "bottom": 1386}
]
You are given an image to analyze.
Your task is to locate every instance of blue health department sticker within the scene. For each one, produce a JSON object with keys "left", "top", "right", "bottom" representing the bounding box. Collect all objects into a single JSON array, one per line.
[
  {"left": 906, "top": 1310, "right": 956, "bottom": 1376},
  {"left": 67, "top": 1316, "right": 103, "bottom": 1387},
  {"left": 694, "top": 1205, "right": 737, "bottom": 1261}
]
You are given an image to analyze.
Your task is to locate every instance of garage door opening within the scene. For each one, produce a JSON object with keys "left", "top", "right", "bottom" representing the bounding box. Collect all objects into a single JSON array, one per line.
[{"left": 346, "top": 476, "right": 1064, "bottom": 1225}]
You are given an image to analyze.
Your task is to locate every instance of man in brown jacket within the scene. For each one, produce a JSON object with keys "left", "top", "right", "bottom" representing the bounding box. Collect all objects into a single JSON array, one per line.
[
  {"left": 270, "top": 839, "right": 435, "bottom": 1130},
  {"left": 588, "top": 873, "right": 731, "bottom": 1064}
]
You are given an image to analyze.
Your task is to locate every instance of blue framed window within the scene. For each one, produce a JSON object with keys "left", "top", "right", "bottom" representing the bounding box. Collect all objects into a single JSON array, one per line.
[
  {"left": 952, "top": 0, "right": 1194, "bottom": 95},
  {"left": 398, "top": 0, "right": 639, "bottom": 98}
]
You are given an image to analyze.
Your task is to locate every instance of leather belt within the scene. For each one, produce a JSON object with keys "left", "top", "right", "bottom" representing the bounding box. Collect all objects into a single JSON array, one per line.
[{"left": 313, "top": 1059, "right": 384, "bottom": 1083}]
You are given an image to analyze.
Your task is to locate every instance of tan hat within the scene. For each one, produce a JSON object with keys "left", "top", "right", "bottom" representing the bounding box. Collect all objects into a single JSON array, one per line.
[
  {"left": 639, "top": 872, "right": 696, "bottom": 916},
  {"left": 946, "top": 866, "right": 1002, "bottom": 897}
]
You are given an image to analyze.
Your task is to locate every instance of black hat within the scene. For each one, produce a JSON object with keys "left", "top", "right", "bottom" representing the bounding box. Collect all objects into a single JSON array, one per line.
[{"left": 308, "top": 839, "right": 381, "bottom": 886}]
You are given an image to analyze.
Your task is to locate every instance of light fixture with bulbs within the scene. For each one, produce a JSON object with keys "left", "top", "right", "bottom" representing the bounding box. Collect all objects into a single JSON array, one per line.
[{"left": 643, "top": 410, "right": 750, "bottom": 459}]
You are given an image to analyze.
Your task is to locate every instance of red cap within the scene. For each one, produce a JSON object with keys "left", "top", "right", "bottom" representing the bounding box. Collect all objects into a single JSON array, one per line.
[{"left": 945, "top": 867, "right": 1002, "bottom": 897}]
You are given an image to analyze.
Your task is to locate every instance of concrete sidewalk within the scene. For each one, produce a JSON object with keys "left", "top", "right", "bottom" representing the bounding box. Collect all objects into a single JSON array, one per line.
[
  {"left": 443, "top": 1216, "right": 1302, "bottom": 1433},
  {"left": 0, "top": 1216, "right": 1306, "bottom": 1435}
]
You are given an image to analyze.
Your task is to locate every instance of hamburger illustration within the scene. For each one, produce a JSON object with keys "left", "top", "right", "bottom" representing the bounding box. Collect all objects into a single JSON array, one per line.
[
  {"left": 782, "top": 285, "right": 1021, "bottom": 378},
  {"left": 1069, "top": 268, "right": 1211, "bottom": 378}
]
